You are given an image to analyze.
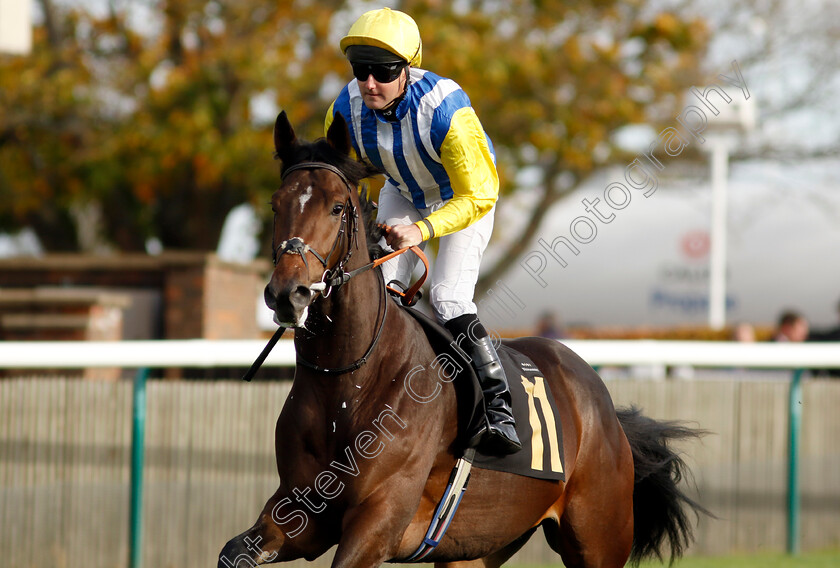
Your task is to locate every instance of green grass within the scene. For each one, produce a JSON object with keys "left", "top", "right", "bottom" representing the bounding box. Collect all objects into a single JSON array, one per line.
[
  {"left": 509, "top": 550, "right": 840, "bottom": 568},
  {"left": 635, "top": 550, "right": 840, "bottom": 568}
]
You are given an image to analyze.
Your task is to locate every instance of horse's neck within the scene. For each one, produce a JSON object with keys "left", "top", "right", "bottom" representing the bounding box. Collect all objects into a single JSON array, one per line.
[
  {"left": 289, "top": 266, "right": 457, "bottom": 463},
  {"left": 294, "top": 264, "right": 384, "bottom": 378}
]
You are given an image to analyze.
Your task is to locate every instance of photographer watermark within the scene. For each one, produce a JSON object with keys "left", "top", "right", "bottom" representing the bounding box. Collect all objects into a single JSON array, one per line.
[
  {"left": 222, "top": 60, "right": 752, "bottom": 565},
  {"left": 519, "top": 60, "right": 750, "bottom": 287}
]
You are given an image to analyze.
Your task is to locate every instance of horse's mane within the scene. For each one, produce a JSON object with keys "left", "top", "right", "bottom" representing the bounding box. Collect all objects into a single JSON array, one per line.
[{"left": 275, "top": 137, "right": 385, "bottom": 257}]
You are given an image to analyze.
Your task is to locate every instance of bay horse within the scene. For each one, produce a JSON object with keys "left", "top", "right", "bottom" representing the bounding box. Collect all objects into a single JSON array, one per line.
[{"left": 219, "top": 111, "right": 707, "bottom": 568}]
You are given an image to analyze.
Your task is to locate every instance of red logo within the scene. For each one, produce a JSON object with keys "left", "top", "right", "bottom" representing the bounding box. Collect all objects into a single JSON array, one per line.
[{"left": 680, "top": 230, "right": 710, "bottom": 260}]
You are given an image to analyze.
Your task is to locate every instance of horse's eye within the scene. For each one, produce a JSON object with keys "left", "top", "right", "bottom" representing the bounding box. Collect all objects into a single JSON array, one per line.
[{"left": 331, "top": 203, "right": 345, "bottom": 216}]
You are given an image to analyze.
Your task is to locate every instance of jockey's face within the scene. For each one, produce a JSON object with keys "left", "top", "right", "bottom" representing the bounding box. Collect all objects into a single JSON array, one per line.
[{"left": 357, "top": 67, "right": 407, "bottom": 111}]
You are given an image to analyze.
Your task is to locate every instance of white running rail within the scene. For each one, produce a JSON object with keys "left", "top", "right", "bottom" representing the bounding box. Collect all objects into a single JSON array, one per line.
[{"left": 0, "top": 339, "right": 838, "bottom": 369}]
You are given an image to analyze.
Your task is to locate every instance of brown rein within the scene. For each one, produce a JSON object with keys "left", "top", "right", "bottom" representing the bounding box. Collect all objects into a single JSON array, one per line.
[
  {"left": 319, "top": 242, "right": 428, "bottom": 305},
  {"left": 242, "top": 244, "right": 427, "bottom": 381},
  {"left": 376, "top": 244, "right": 428, "bottom": 307},
  {"left": 244, "top": 160, "right": 430, "bottom": 380}
]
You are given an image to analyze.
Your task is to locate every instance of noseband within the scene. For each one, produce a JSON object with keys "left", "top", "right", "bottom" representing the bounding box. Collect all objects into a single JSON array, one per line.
[
  {"left": 249, "top": 159, "right": 427, "bottom": 379},
  {"left": 272, "top": 161, "right": 359, "bottom": 296},
  {"left": 265, "top": 160, "right": 391, "bottom": 375}
]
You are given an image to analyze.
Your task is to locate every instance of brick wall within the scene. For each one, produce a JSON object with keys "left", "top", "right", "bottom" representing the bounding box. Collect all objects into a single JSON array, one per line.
[
  {"left": 0, "top": 252, "right": 271, "bottom": 341},
  {"left": 204, "top": 259, "right": 265, "bottom": 339},
  {"left": 0, "top": 288, "right": 130, "bottom": 342},
  {"left": 0, "top": 288, "right": 131, "bottom": 379},
  {"left": 164, "top": 262, "right": 206, "bottom": 339}
]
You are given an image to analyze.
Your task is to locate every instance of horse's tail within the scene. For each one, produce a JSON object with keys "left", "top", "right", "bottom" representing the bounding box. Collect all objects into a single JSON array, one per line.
[{"left": 616, "top": 406, "right": 712, "bottom": 566}]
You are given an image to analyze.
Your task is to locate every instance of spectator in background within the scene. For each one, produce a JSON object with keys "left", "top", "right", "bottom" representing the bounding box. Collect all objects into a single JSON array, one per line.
[
  {"left": 535, "top": 311, "right": 567, "bottom": 340},
  {"left": 772, "top": 310, "right": 809, "bottom": 342}
]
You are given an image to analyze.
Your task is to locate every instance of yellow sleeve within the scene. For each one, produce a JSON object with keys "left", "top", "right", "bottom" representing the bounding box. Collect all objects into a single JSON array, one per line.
[
  {"left": 324, "top": 101, "right": 336, "bottom": 136},
  {"left": 414, "top": 107, "right": 499, "bottom": 240}
]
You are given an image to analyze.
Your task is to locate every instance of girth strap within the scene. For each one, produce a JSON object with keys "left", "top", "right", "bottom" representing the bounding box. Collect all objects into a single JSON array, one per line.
[{"left": 405, "top": 448, "right": 476, "bottom": 562}]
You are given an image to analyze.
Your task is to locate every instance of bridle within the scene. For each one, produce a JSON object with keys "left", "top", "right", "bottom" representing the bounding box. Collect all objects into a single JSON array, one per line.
[
  {"left": 261, "top": 160, "right": 387, "bottom": 376},
  {"left": 271, "top": 160, "right": 429, "bottom": 301},
  {"left": 272, "top": 161, "right": 359, "bottom": 298},
  {"left": 244, "top": 159, "right": 428, "bottom": 380}
]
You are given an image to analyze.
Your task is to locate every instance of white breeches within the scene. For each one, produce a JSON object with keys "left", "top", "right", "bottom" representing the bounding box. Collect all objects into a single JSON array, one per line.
[{"left": 376, "top": 182, "right": 494, "bottom": 324}]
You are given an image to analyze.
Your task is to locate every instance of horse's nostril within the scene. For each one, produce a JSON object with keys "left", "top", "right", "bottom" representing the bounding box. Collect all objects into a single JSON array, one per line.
[
  {"left": 289, "top": 285, "right": 312, "bottom": 310},
  {"left": 265, "top": 281, "right": 311, "bottom": 323},
  {"left": 264, "top": 285, "right": 277, "bottom": 310}
]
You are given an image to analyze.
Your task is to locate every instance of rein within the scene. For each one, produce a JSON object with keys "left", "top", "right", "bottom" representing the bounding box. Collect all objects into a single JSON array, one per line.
[
  {"left": 296, "top": 274, "right": 388, "bottom": 374},
  {"left": 312, "top": 243, "right": 429, "bottom": 305},
  {"left": 243, "top": 160, "right": 429, "bottom": 380}
]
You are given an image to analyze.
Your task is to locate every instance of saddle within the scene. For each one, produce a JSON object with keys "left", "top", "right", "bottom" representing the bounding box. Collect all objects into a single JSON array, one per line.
[{"left": 400, "top": 304, "right": 565, "bottom": 482}]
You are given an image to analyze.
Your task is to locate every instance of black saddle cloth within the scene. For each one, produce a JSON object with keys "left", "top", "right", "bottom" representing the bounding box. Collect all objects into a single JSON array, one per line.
[{"left": 402, "top": 305, "right": 565, "bottom": 482}]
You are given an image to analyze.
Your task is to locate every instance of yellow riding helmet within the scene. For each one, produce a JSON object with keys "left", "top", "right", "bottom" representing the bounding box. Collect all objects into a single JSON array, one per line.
[{"left": 340, "top": 8, "right": 422, "bottom": 67}]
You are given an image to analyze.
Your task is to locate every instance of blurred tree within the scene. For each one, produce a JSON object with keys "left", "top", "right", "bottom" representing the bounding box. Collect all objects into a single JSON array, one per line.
[
  {"left": 402, "top": 0, "right": 708, "bottom": 293},
  {"left": 0, "top": 0, "right": 706, "bottom": 286},
  {"left": 688, "top": 0, "right": 840, "bottom": 160},
  {"left": 0, "top": 0, "right": 346, "bottom": 252}
]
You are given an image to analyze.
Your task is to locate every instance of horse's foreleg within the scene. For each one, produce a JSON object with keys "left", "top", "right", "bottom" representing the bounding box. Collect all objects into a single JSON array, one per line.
[
  {"left": 219, "top": 519, "right": 286, "bottom": 568},
  {"left": 328, "top": 493, "right": 417, "bottom": 568},
  {"left": 218, "top": 486, "right": 329, "bottom": 567}
]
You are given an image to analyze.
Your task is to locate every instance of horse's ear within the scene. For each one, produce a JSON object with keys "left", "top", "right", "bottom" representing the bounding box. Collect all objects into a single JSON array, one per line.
[
  {"left": 326, "top": 113, "right": 352, "bottom": 156},
  {"left": 273, "top": 111, "right": 297, "bottom": 161}
]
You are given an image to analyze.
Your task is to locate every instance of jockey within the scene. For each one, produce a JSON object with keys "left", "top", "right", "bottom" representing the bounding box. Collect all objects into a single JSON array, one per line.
[{"left": 326, "top": 8, "right": 521, "bottom": 456}]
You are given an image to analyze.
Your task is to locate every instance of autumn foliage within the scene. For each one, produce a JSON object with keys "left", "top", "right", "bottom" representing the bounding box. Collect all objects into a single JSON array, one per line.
[{"left": 0, "top": 0, "right": 706, "bottom": 281}]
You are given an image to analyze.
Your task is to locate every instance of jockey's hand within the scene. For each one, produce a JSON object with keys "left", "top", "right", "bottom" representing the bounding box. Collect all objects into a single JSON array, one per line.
[{"left": 384, "top": 223, "right": 423, "bottom": 249}]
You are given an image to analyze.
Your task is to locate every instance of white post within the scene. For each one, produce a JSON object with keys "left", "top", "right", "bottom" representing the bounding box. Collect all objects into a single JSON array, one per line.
[
  {"left": 0, "top": 0, "right": 32, "bottom": 55},
  {"left": 708, "top": 138, "right": 730, "bottom": 330}
]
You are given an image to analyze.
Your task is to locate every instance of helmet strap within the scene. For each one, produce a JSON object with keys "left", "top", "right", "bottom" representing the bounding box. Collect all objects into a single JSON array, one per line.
[{"left": 381, "top": 68, "right": 410, "bottom": 121}]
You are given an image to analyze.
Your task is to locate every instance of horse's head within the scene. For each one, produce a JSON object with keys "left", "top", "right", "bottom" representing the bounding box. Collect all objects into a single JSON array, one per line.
[{"left": 264, "top": 111, "right": 379, "bottom": 327}]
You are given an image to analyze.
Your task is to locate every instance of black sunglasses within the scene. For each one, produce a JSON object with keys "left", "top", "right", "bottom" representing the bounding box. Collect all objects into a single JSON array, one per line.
[{"left": 351, "top": 61, "right": 407, "bottom": 83}]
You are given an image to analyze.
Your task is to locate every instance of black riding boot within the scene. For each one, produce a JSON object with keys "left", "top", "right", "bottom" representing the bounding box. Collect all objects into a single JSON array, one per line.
[
  {"left": 445, "top": 314, "right": 521, "bottom": 455},
  {"left": 461, "top": 335, "right": 522, "bottom": 455}
]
